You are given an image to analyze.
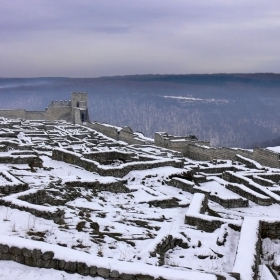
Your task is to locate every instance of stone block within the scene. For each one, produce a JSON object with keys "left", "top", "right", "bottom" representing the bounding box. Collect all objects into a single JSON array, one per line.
[
  {"left": 58, "top": 260, "right": 65, "bottom": 270},
  {"left": 0, "top": 244, "right": 9, "bottom": 253},
  {"left": 15, "top": 255, "right": 25, "bottom": 264},
  {"left": 2, "top": 253, "right": 12, "bottom": 260},
  {"left": 50, "top": 258, "right": 59, "bottom": 269},
  {"left": 32, "top": 249, "right": 42, "bottom": 259},
  {"left": 25, "top": 257, "right": 36, "bottom": 266},
  {"left": 110, "top": 270, "right": 120, "bottom": 278},
  {"left": 89, "top": 265, "right": 97, "bottom": 276},
  {"left": 22, "top": 248, "right": 32, "bottom": 257},
  {"left": 64, "top": 261, "right": 77, "bottom": 273},
  {"left": 97, "top": 267, "right": 110, "bottom": 278},
  {"left": 43, "top": 260, "right": 51, "bottom": 268},
  {"left": 135, "top": 274, "right": 154, "bottom": 280},
  {"left": 42, "top": 250, "right": 54, "bottom": 260},
  {"left": 10, "top": 246, "right": 22, "bottom": 256},
  {"left": 120, "top": 273, "right": 134, "bottom": 280},
  {"left": 36, "top": 258, "right": 44, "bottom": 268},
  {"left": 77, "top": 262, "right": 89, "bottom": 276}
]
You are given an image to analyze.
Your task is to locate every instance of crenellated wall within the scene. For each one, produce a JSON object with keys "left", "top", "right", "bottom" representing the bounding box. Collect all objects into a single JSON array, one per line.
[{"left": 0, "top": 93, "right": 88, "bottom": 124}]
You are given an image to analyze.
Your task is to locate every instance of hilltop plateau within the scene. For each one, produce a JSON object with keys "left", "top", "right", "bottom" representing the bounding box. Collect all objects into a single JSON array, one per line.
[{"left": 0, "top": 116, "right": 280, "bottom": 279}]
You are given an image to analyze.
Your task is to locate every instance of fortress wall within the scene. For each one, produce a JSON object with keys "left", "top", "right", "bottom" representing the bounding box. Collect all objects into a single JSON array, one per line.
[
  {"left": 44, "top": 107, "right": 72, "bottom": 122},
  {"left": 88, "top": 122, "right": 119, "bottom": 140},
  {"left": 25, "top": 111, "right": 45, "bottom": 120},
  {"left": 154, "top": 132, "right": 168, "bottom": 147},
  {"left": 48, "top": 100, "right": 71, "bottom": 107},
  {"left": 0, "top": 109, "right": 26, "bottom": 119},
  {"left": 73, "top": 108, "right": 82, "bottom": 124},
  {"left": 187, "top": 144, "right": 257, "bottom": 163},
  {"left": 167, "top": 141, "right": 191, "bottom": 155},
  {"left": 215, "top": 147, "right": 236, "bottom": 160},
  {"left": 252, "top": 148, "right": 280, "bottom": 168},
  {"left": 118, "top": 127, "right": 134, "bottom": 144},
  {"left": 188, "top": 144, "right": 215, "bottom": 161},
  {"left": 0, "top": 107, "right": 72, "bottom": 122}
]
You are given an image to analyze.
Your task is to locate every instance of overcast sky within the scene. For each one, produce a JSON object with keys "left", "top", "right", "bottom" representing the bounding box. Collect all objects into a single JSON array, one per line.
[{"left": 0, "top": 0, "right": 280, "bottom": 77}]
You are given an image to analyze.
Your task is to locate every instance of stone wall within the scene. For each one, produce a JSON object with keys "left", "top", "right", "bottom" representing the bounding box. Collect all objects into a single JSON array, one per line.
[
  {"left": 0, "top": 198, "right": 64, "bottom": 223},
  {"left": 84, "top": 150, "right": 136, "bottom": 164},
  {"left": 154, "top": 131, "right": 280, "bottom": 169},
  {"left": 184, "top": 193, "right": 242, "bottom": 232},
  {"left": 0, "top": 154, "right": 41, "bottom": 165},
  {"left": 0, "top": 109, "right": 26, "bottom": 119},
  {"left": 223, "top": 171, "right": 280, "bottom": 204},
  {"left": 52, "top": 148, "right": 183, "bottom": 178},
  {"left": 43, "top": 106, "right": 72, "bottom": 122},
  {"left": 253, "top": 148, "right": 280, "bottom": 168},
  {"left": 261, "top": 220, "right": 280, "bottom": 239},
  {"left": 0, "top": 107, "right": 72, "bottom": 122},
  {"left": 88, "top": 122, "right": 119, "bottom": 140},
  {"left": 182, "top": 143, "right": 280, "bottom": 170},
  {"left": 169, "top": 178, "right": 248, "bottom": 208},
  {"left": 65, "top": 179, "right": 130, "bottom": 193},
  {"left": 154, "top": 132, "right": 210, "bottom": 156},
  {"left": 226, "top": 183, "right": 272, "bottom": 206},
  {"left": 0, "top": 93, "right": 90, "bottom": 123},
  {"left": 0, "top": 140, "right": 33, "bottom": 150},
  {"left": 88, "top": 122, "right": 151, "bottom": 145},
  {"left": 0, "top": 235, "right": 225, "bottom": 280},
  {"left": 150, "top": 235, "right": 183, "bottom": 266},
  {"left": 232, "top": 218, "right": 262, "bottom": 280},
  {"left": 187, "top": 145, "right": 253, "bottom": 162}
]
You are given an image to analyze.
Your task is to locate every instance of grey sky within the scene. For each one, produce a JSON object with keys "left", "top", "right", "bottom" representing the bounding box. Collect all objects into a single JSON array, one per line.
[{"left": 0, "top": 0, "right": 280, "bottom": 77}]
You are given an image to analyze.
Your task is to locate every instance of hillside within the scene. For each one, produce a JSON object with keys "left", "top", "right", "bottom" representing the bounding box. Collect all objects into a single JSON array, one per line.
[{"left": 1, "top": 74, "right": 280, "bottom": 148}]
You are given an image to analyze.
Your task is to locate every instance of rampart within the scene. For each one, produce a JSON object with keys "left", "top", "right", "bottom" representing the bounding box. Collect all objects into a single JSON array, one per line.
[
  {"left": 155, "top": 132, "right": 280, "bottom": 169},
  {"left": 0, "top": 93, "right": 86, "bottom": 124},
  {"left": 88, "top": 122, "right": 153, "bottom": 145},
  {"left": 0, "top": 102, "right": 72, "bottom": 122}
]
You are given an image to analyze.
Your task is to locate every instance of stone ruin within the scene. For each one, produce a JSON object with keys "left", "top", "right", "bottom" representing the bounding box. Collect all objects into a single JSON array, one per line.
[{"left": 0, "top": 95, "right": 280, "bottom": 279}]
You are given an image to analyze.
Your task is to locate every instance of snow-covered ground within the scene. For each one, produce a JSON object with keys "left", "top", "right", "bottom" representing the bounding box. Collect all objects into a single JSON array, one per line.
[{"left": 0, "top": 117, "right": 280, "bottom": 279}]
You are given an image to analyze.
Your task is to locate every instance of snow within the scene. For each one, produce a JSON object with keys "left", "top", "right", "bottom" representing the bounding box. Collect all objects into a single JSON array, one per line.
[
  {"left": 187, "top": 193, "right": 206, "bottom": 215},
  {"left": 232, "top": 217, "right": 260, "bottom": 280},
  {"left": 2, "top": 116, "right": 280, "bottom": 279},
  {"left": 0, "top": 235, "right": 218, "bottom": 280},
  {"left": 0, "top": 261, "right": 105, "bottom": 280},
  {"left": 259, "top": 264, "right": 276, "bottom": 280},
  {"left": 266, "top": 146, "right": 280, "bottom": 153},
  {"left": 236, "top": 154, "right": 263, "bottom": 169},
  {"left": 199, "top": 179, "right": 242, "bottom": 199}
]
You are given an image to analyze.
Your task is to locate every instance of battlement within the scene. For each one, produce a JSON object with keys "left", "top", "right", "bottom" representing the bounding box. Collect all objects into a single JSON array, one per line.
[
  {"left": 48, "top": 100, "right": 72, "bottom": 107},
  {"left": 0, "top": 92, "right": 88, "bottom": 124}
]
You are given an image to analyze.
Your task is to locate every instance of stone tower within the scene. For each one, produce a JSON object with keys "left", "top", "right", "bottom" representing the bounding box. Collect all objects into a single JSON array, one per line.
[{"left": 71, "top": 92, "right": 89, "bottom": 124}]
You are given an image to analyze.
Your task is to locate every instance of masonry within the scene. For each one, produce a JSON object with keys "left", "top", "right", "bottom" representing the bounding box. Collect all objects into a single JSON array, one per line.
[
  {"left": 155, "top": 132, "right": 280, "bottom": 169},
  {"left": 1, "top": 92, "right": 280, "bottom": 169},
  {"left": 0, "top": 92, "right": 89, "bottom": 125}
]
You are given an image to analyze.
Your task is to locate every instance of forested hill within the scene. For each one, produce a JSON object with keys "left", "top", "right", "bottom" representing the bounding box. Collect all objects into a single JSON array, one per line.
[{"left": 1, "top": 73, "right": 280, "bottom": 148}]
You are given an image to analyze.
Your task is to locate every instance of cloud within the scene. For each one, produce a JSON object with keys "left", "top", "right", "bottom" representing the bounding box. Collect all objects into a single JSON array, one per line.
[{"left": 0, "top": 0, "right": 280, "bottom": 77}]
